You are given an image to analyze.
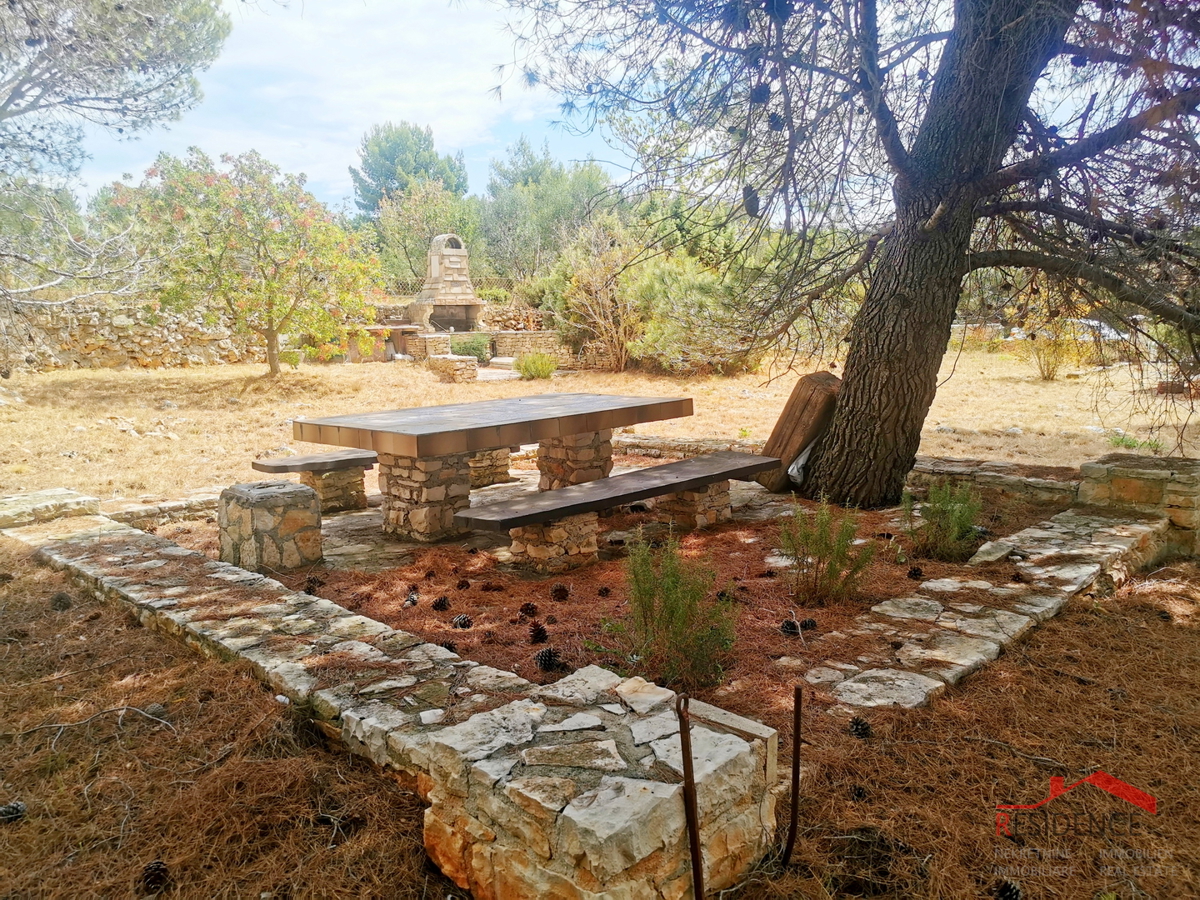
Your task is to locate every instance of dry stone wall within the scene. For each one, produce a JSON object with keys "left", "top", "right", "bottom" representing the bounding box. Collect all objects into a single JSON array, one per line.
[{"left": 4, "top": 301, "right": 261, "bottom": 372}]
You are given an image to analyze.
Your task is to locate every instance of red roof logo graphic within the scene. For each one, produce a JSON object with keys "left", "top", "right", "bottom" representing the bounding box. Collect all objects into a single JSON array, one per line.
[{"left": 997, "top": 772, "right": 1157, "bottom": 815}]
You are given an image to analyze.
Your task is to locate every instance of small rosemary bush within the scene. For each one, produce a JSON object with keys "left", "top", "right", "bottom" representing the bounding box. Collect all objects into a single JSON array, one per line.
[
  {"left": 515, "top": 352, "right": 557, "bottom": 379},
  {"left": 779, "top": 500, "right": 874, "bottom": 604},
  {"left": 903, "top": 480, "right": 983, "bottom": 561},
  {"left": 450, "top": 334, "right": 491, "bottom": 364},
  {"left": 611, "top": 533, "right": 735, "bottom": 690}
]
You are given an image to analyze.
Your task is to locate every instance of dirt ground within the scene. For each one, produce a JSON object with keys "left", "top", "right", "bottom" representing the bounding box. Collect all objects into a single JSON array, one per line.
[{"left": 2, "top": 349, "right": 1196, "bottom": 501}]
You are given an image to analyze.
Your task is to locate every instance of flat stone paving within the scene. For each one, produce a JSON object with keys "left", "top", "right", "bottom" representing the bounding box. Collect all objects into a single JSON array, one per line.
[{"left": 804, "top": 509, "right": 1175, "bottom": 710}]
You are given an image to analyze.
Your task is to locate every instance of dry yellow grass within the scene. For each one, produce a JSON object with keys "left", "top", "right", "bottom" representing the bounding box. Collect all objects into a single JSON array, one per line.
[{"left": 1, "top": 350, "right": 1195, "bottom": 500}]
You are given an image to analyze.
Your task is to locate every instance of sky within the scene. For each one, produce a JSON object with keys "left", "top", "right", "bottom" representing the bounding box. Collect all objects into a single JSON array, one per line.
[{"left": 76, "top": 0, "right": 623, "bottom": 208}]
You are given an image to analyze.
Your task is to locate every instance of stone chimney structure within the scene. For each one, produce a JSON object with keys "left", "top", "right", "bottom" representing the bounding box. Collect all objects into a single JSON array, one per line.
[{"left": 408, "top": 234, "right": 483, "bottom": 332}]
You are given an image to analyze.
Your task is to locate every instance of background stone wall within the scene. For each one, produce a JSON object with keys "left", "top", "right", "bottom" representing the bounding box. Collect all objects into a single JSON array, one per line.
[{"left": 2, "top": 301, "right": 261, "bottom": 372}]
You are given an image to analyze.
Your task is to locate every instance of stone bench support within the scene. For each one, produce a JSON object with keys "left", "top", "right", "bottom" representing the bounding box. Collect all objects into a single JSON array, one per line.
[
  {"left": 300, "top": 467, "right": 368, "bottom": 513},
  {"left": 508, "top": 512, "right": 600, "bottom": 572},
  {"left": 378, "top": 451, "right": 471, "bottom": 541},
  {"left": 538, "top": 429, "right": 613, "bottom": 491},
  {"left": 218, "top": 481, "right": 322, "bottom": 572},
  {"left": 655, "top": 480, "right": 733, "bottom": 529}
]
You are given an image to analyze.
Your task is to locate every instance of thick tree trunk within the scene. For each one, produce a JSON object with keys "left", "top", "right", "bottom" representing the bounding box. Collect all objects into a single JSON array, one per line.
[
  {"left": 265, "top": 329, "right": 281, "bottom": 377},
  {"left": 807, "top": 200, "right": 975, "bottom": 506},
  {"left": 807, "top": 0, "right": 1080, "bottom": 507}
]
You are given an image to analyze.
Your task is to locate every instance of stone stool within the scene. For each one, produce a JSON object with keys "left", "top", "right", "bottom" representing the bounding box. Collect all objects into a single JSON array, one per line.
[
  {"left": 654, "top": 480, "right": 733, "bottom": 529},
  {"left": 218, "top": 482, "right": 322, "bottom": 572}
]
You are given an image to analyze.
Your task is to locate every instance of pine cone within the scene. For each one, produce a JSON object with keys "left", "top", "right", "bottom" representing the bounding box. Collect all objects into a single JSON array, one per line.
[
  {"left": 849, "top": 716, "right": 873, "bottom": 740},
  {"left": 520, "top": 602, "right": 539, "bottom": 617},
  {"left": 995, "top": 881, "right": 1022, "bottom": 900},
  {"left": 534, "top": 647, "right": 562, "bottom": 672},
  {"left": 906, "top": 566, "right": 923, "bottom": 580},
  {"left": 482, "top": 630, "right": 498, "bottom": 644},
  {"left": 456, "top": 579, "right": 470, "bottom": 590},
  {"left": 136, "top": 859, "right": 170, "bottom": 894},
  {"left": 597, "top": 586, "right": 611, "bottom": 597},
  {"left": 451, "top": 614, "right": 473, "bottom": 630},
  {"left": 50, "top": 591, "right": 72, "bottom": 612},
  {"left": 529, "top": 621, "right": 548, "bottom": 644},
  {"left": 432, "top": 595, "right": 450, "bottom": 612},
  {"left": 850, "top": 785, "right": 868, "bottom": 801},
  {"left": 799, "top": 618, "right": 818, "bottom": 631},
  {"left": 424, "top": 570, "right": 437, "bottom": 580},
  {"left": 780, "top": 618, "right": 800, "bottom": 636},
  {"left": 0, "top": 800, "right": 26, "bottom": 823},
  {"left": 439, "top": 640, "right": 457, "bottom": 654},
  {"left": 142, "top": 702, "right": 168, "bottom": 721},
  {"left": 545, "top": 615, "right": 558, "bottom": 625},
  {"left": 481, "top": 581, "right": 505, "bottom": 592},
  {"left": 550, "top": 582, "right": 570, "bottom": 602},
  {"left": 304, "top": 574, "right": 324, "bottom": 594}
]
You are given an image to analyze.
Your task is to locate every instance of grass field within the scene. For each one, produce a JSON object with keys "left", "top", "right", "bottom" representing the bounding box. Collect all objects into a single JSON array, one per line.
[{"left": 1, "top": 349, "right": 1195, "bottom": 501}]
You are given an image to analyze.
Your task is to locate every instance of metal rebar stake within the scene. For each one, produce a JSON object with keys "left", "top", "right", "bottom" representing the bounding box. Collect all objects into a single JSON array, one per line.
[
  {"left": 782, "top": 684, "right": 803, "bottom": 867},
  {"left": 675, "top": 694, "right": 705, "bottom": 900}
]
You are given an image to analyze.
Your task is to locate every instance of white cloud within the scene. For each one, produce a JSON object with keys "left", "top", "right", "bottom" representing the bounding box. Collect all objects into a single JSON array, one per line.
[{"left": 76, "top": 0, "right": 616, "bottom": 204}]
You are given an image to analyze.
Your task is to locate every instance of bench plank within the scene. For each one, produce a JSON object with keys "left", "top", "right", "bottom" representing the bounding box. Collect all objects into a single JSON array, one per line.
[
  {"left": 456, "top": 451, "right": 779, "bottom": 532},
  {"left": 251, "top": 449, "right": 378, "bottom": 474}
]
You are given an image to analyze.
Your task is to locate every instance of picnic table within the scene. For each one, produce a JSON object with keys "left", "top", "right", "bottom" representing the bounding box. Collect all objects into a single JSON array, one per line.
[{"left": 293, "top": 393, "right": 693, "bottom": 541}]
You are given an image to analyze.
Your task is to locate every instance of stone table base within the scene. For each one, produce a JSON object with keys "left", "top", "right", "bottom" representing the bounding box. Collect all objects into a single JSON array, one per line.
[
  {"left": 378, "top": 451, "right": 471, "bottom": 541},
  {"left": 469, "top": 448, "right": 515, "bottom": 488},
  {"left": 509, "top": 513, "right": 600, "bottom": 572},
  {"left": 538, "top": 429, "right": 613, "bottom": 491}
]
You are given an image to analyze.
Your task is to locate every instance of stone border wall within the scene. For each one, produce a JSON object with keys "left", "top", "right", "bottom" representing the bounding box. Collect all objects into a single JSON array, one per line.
[{"left": 3, "top": 301, "right": 261, "bottom": 372}]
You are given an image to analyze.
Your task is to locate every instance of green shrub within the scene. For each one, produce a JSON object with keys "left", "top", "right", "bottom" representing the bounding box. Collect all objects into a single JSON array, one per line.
[
  {"left": 515, "top": 352, "right": 557, "bottom": 379},
  {"left": 779, "top": 500, "right": 874, "bottom": 604},
  {"left": 608, "top": 533, "right": 735, "bottom": 690},
  {"left": 477, "top": 286, "right": 510, "bottom": 304},
  {"left": 903, "top": 481, "right": 983, "bottom": 562},
  {"left": 277, "top": 349, "right": 301, "bottom": 370},
  {"left": 450, "top": 334, "right": 491, "bottom": 364}
]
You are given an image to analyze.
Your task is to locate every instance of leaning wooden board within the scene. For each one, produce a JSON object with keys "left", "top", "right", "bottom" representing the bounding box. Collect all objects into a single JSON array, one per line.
[{"left": 755, "top": 371, "right": 841, "bottom": 492}]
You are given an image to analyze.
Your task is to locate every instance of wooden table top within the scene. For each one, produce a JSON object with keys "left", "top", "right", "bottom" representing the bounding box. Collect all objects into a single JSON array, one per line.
[{"left": 293, "top": 393, "right": 693, "bottom": 458}]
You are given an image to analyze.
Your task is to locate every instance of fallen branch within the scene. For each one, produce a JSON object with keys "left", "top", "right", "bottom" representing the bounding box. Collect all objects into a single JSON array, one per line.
[{"left": 9, "top": 705, "right": 177, "bottom": 740}]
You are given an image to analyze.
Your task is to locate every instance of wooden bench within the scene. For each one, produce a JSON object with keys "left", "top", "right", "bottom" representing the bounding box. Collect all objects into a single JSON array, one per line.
[
  {"left": 455, "top": 451, "right": 779, "bottom": 571},
  {"left": 251, "top": 449, "right": 377, "bottom": 513}
]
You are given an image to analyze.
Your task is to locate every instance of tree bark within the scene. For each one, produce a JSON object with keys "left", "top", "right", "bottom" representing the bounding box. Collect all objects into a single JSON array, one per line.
[
  {"left": 807, "top": 0, "right": 1080, "bottom": 507},
  {"left": 265, "top": 329, "right": 281, "bottom": 377}
]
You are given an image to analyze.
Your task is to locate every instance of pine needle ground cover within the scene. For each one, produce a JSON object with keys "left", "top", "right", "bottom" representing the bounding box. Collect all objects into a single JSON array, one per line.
[{"left": 0, "top": 544, "right": 457, "bottom": 899}]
